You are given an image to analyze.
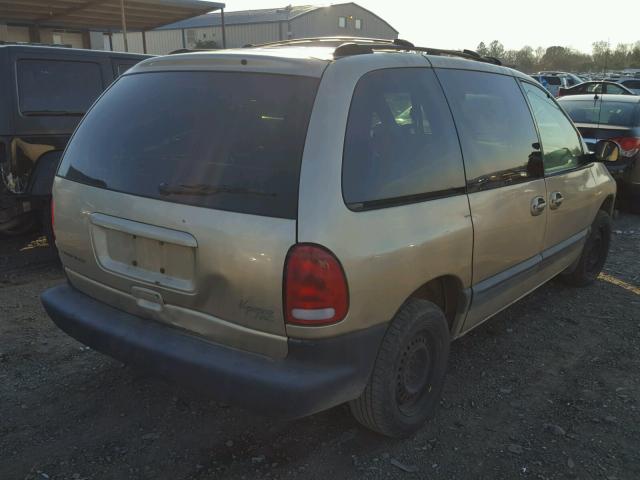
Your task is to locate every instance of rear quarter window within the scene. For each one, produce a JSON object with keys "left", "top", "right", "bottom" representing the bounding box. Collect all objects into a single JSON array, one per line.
[
  {"left": 17, "top": 59, "right": 103, "bottom": 116},
  {"left": 342, "top": 68, "right": 466, "bottom": 210},
  {"left": 58, "top": 71, "right": 319, "bottom": 219}
]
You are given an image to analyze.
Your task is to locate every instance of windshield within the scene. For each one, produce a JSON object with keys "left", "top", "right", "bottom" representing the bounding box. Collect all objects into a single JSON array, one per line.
[
  {"left": 565, "top": 73, "right": 582, "bottom": 86},
  {"left": 544, "top": 76, "right": 561, "bottom": 86},
  {"left": 561, "top": 99, "right": 639, "bottom": 127},
  {"left": 58, "top": 71, "right": 319, "bottom": 219}
]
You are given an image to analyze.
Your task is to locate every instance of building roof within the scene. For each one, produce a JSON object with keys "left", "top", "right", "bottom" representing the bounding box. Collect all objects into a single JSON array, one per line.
[
  {"left": 156, "top": 2, "right": 398, "bottom": 33},
  {"left": 156, "top": 4, "right": 317, "bottom": 29},
  {"left": 0, "top": 0, "right": 225, "bottom": 31}
]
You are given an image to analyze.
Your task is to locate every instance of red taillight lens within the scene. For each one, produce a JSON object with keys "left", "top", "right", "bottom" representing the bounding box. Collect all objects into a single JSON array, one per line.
[
  {"left": 610, "top": 137, "right": 640, "bottom": 157},
  {"left": 284, "top": 244, "right": 349, "bottom": 326}
]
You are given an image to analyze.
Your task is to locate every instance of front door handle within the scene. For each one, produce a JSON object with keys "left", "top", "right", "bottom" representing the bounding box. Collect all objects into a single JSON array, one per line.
[
  {"left": 549, "top": 191, "right": 564, "bottom": 210},
  {"left": 530, "top": 196, "right": 547, "bottom": 216}
]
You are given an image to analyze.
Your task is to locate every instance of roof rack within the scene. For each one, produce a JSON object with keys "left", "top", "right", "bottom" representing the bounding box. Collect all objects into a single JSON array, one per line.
[
  {"left": 244, "top": 36, "right": 398, "bottom": 49},
  {"left": 244, "top": 37, "right": 502, "bottom": 66},
  {"left": 168, "top": 48, "right": 219, "bottom": 55}
]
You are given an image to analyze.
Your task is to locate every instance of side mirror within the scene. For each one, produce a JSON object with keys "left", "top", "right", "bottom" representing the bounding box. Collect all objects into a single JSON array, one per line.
[{"left": 594, "top": 140, "right": 620, "bottom": 162}]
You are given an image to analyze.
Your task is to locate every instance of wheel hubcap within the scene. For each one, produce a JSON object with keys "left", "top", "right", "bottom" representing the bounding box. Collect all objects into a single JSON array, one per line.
[{"left": 396, "top": 333, "right": 432, "bottom": 415}]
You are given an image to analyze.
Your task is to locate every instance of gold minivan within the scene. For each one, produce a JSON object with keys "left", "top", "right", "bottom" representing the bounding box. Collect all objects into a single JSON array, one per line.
[{"left": 42, "top": 38, "right": 617, "bottom": 437}]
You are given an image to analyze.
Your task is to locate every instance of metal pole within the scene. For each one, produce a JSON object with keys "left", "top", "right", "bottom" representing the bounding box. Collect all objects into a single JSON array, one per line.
[
  {"left": 220, "top": 8, "right": 226, "bottom": 49},
  {"left": 120, "top": 0, "right": 128, "bottom": 52},
  {"left": 142, "top": 30, "right": 147, "bottom": 54}
]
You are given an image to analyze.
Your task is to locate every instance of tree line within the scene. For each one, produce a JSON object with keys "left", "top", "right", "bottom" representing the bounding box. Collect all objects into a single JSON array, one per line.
[{"left": 476, "top": 40, "right": 640, "bottom": 73}]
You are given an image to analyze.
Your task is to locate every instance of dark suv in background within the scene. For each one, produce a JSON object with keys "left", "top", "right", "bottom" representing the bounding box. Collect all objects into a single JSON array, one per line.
[{"left": 0, "top": 45, "right": 150, "bottom": 237}]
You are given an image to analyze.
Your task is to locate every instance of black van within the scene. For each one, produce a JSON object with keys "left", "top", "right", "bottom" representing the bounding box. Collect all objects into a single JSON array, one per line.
[{"left": 0, "top": 45, "right": 150, "bottom": 237}]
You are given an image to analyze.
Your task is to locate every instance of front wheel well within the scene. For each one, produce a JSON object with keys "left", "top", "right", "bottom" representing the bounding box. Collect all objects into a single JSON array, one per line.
[
  {"left": 600, "top": 194, "right": 615, "bottom": 216},
  {"left": 406, "top": 275, "right": 464, "bottom": 332}
]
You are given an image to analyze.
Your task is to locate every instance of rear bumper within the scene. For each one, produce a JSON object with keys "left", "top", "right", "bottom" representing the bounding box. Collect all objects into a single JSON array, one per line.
[{"left": 41, "top": 284, "right": 386, "bottom": 419}]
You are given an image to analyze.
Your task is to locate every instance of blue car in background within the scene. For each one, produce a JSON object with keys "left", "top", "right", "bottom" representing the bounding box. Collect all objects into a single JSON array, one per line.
[{"left": 531, "top": 74, "right": 563, "bottom": 96}]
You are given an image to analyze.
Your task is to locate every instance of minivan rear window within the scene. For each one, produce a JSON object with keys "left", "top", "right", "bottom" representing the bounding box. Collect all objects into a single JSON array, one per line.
[{"left": 58, "top": 72, "right": 319, "bottom": 219}]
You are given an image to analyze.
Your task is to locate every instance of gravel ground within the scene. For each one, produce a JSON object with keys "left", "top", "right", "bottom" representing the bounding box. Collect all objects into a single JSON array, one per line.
[{"left": 1, "top": 213, "right": 639, "bottom": 480}]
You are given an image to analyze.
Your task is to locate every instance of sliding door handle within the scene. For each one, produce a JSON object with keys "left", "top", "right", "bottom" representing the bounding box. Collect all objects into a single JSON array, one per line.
[
  {"left": 530, "top": 196, "right": 546, "bottom": 216},
  {"left": 549, "top": 192, "right": 564, "bottom": 210}
]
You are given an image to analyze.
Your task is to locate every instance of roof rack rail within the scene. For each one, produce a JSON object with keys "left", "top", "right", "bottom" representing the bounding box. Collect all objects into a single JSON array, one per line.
[
  {"left": 244, "top": 36, "right": 398, "bottom": 49},
  {"left": 242, "top": 36, "right": 502, "bottom": 66},
  {"left": 332, "top": 41, "right": 502, "bottom": 66},
  {"left": 168, "top": 48, "right": 219, "bottom": 54},
  {"left": 392, "top": 38, "right": 415, "bottom": 48},
  {"left": 462, "top": 49, "right": 481, "bottom": 58}
]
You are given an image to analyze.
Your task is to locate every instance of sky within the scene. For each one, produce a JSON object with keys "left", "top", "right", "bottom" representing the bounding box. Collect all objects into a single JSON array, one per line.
[{"left": 216, "top": 0, "right": 638, "bottom": 54}]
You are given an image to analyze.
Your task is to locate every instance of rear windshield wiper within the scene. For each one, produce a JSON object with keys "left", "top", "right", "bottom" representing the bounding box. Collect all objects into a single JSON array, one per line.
[
  {"left": 158, "top": 183, "right": 277, "bottom": 197},
  {"left": 21, "top": 110, "right": 85, "bottom": 117}
]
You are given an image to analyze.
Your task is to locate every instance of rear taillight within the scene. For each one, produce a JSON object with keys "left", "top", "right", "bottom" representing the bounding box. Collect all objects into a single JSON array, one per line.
[
  {"left": 284, "top": 244, "right": 349, "bottom": 326},
  {"left": 610, "top": 137, "right": 640, "bottom": 157}
]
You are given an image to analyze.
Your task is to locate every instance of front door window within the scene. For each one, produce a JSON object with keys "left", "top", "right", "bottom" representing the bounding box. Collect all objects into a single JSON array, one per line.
[{"left": 521, "top": 82, "right": 583, "bottom": 175}]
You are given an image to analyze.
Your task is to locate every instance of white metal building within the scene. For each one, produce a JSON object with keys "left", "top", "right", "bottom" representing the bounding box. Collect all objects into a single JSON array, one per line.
[{"left": 109, "top": 2, "right": 399, "bottom": 54}]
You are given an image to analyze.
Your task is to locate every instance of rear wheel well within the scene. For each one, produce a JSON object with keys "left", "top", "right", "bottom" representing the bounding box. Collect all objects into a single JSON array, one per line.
[{"left": 407, "top": 276, "right": 463, "bottom": 332}]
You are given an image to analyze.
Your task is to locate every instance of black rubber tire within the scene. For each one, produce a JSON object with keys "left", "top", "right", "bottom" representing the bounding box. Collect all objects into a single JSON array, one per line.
[
  {"left": 349, "top": 299, "right": 450, "bottom": 438},
  {"left": 561, "top": 210, "right": 611, "bottom": 287}
]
